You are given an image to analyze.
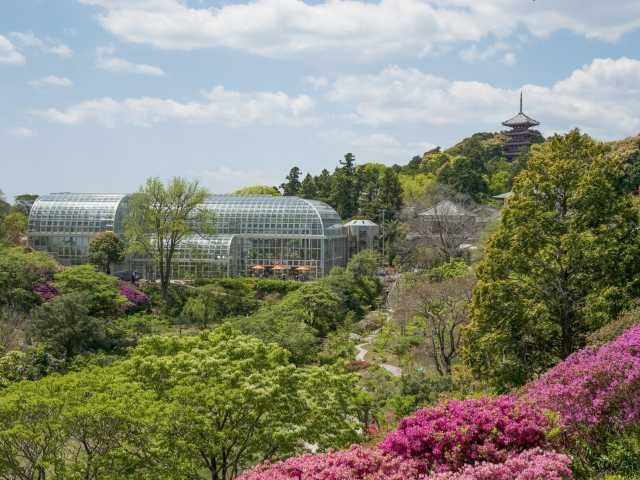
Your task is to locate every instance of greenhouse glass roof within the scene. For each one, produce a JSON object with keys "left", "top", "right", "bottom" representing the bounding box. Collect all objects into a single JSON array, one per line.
[
  {"left": 202, "top": 195, "right": 343, "bottom": 237},
  {"left": 28, "top": 193, "right": 128, "bottom": 234}
]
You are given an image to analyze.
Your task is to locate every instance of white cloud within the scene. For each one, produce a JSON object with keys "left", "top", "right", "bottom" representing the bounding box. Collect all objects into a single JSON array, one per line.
[
  {"left": 7, "top": 127, "right": 35, "bottom": 138},
  {"left": 304, "top": 76, "right": 329, "bottom": 90},
  {"left": 201, "top": 165, "right": 280, "bottom": 193},
  {"left": 325, "top": 57, "right": 640, "bottom": 139},
  {"left": 29, "top": 75, "right": 73, "bottom": 89},
  {"left": 317, "top": 129, "right": 436, "bottom": 157},
  {"left": 9, "top": 31, "right": 73, "bottom": 58},
  {"left": 78, "top": 0, "right": 640, "bottom": 59},
  {"left": 460, "top": 42, "right": 516, "bottom": 66},
  {"left": 36, "top": 86, "right": 316, "bottom": 128},
  {"left": 96, "top": 46, "right": 165, "bottom": 76},
  {"left": 0, "top": 35, "right": 25, "bottom": 65}
]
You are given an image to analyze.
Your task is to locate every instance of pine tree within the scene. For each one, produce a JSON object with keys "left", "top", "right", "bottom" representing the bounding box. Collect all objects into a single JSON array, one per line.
[
  {"left": 333, "top": 153, "right": 358, "bottom": 219},
  {"left": 280, "top": 167, "right": 302, "bottom": 196}
]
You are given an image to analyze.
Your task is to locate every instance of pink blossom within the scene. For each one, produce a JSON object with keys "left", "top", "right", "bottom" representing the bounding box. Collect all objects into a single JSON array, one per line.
[{"left": 525, "top": 325, "right": 640, "bottom": 433}]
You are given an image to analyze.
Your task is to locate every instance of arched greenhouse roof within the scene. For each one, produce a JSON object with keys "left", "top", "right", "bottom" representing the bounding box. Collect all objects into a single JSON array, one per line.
[
  {"left": 28, "top": 193, "right": 129, "bottom": 235},
  {"left": 202, "top": 195, "right": 344, "bottom": 237}
]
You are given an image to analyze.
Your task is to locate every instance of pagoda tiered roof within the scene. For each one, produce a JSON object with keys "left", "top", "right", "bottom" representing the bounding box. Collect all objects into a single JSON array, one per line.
[{"left": 502, "top": 112, "right": 540, "bottom": 128}]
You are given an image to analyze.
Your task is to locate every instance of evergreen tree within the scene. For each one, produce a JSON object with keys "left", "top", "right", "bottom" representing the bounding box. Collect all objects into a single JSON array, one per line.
[
  {"left": 280, "top": 167, "right": 302, "bottom": 196},
  {"left": 300, "top": 173, "right": 317, "bottom": 199},
  {"left": 333, "top": 153, "right": 358, "bottom": 219},
  {"left": 378, "top": 168, "right": 403, "bottom": 220},
  {"left": 315, "top": 169, "right": 335, "bottom": 206}
]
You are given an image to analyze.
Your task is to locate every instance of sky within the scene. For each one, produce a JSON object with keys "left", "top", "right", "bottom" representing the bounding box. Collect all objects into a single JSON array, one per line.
[{"left": 2, "top": 0, "right": 640, "bottom": 200}]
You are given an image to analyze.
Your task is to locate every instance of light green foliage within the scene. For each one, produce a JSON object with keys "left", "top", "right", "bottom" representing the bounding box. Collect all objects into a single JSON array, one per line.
[
  {"left": 464, "top": 130, "right": 640, "bottom": 389},
  {"left": 233, "top": 185, "right": 281, "bottom": 196},
  {"left": 125, "top": 326, "right": 360, "bottom": 479},
  {"left": 125, "top": 177, "right": 212, "bottom": 298},
  {"left": 346, "top": 249, "right": 380, "bottom": 279},
  {"left": 0, "top": 246, "right": 58, "bottom": 311},
  {"left": 426, "top": 260, "right": 470, "bottom": 282},
  {"left": 399, "top": 172, "right": 437, "bottom": 204},
  {"left": 180, "top": 284, "right": 228, "bottom": 328},
  {"left": 0, "top": 210, "right": 27, "bottom": 245},
  {"left": 53, "top": 265, "right": 124, "bottom": 316},
  {"left": 88, "top": 231, "right": 125, "bottom": 274},
  {"left": 317, "top": 327, "right": 356, "bottom": 365},
  {"left": 0, "top": 327, "right": 362, "bottom": 479},
  {"left": 117, "top": 312, "right": 169, "bottom": 341},
  {"left": 0, "top": 367, "right": 157, "bottom": 480}
]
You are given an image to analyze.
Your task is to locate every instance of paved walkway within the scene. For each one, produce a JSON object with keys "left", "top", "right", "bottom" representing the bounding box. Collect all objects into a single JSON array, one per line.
[{"left": 355, "top": 328, "right": 403, "bottom": 377}]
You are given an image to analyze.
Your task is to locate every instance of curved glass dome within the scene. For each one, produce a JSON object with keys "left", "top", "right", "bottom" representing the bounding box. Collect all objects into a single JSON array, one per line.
[
  {"left": 203, "top": 195, "right": 342, "bottom": 237},
  {"left": 29, "top": 193, "right": 129, "bottom": 235},
  {"left": 28, "top": 193, "right": 129, "bottom": 265}
]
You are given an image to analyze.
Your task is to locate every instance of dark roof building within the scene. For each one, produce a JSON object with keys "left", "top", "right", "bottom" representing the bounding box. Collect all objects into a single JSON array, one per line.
[{"left": 502, "top": 92, "right": 540, "bottom": 160}]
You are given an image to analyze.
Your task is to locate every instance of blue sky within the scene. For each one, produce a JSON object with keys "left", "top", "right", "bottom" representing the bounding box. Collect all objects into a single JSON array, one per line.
[{"left": 2, "top": 0, "right": 640, "bottom": 200}]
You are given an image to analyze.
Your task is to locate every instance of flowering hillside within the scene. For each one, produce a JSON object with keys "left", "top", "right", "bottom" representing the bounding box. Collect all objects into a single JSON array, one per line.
[{"left": 239, "top": 325, "right": 640, "bottom": 480}]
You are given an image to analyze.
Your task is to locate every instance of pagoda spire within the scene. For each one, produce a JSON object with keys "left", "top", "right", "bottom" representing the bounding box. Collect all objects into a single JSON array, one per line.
[{"left": 519, "top": 91, "right": 523, "bottom": 114}]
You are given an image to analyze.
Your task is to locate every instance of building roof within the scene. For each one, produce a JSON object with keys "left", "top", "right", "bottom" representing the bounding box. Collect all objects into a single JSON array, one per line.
[
  {"left": 28, "top": 193, "right": 129, "bottom": 235},
  {"left": 493, "top": 191, "right": 514, "bottom": 200},
  {"left": 502, "top": 112, "right": 540, "bottom": 128},
  {"left": 344, "top": 219, "right": 378, "bottom": 227},
  {"left": 419, "top": 200, "right": 473, "bottom": 217},
  {"left": 202, "top": 194, "right": 344, "bottom": 238}
]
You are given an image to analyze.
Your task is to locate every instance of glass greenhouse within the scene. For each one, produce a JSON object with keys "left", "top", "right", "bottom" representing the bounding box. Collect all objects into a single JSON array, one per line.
[
  {"left": 28, "top": 193, "right": 349, "bottom": 280},
  {"left": 28, "top": 193, "right": 129, "bottom": 265}
]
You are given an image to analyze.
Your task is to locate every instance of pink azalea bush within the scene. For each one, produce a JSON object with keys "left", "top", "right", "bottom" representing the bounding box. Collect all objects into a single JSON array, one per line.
[
  {"left": 32, "top": 281, "right": 58, "bottom": 302},
  {"left": 379, "top": 395, "right": 550, "bottom": 470},
  {"left": 525, "top": 324, "right": 640, "bottom": 433},
  {"left": 237, "top": 445, "right": 423, "bottom": 480},
  {"left": 118, "top": 281, "right": 150, "bottom": 311},
  {"left": 430, "top": 448, "right": 572, "bottom": 480}
]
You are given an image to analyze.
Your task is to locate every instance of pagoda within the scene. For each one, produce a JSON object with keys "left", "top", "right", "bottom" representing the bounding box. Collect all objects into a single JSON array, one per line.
[{"left": 502, "top": 92, "right": 540, "bottom": 160}]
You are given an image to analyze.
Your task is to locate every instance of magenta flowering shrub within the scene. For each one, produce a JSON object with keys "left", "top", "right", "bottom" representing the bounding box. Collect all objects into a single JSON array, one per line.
[
  {"left": 32, "top": 281, "right": 58, "bottom": 302},
  {"left": 429, "top": 448, "right": 572, "bottom": 480},
  {"left": 525, "top": 324, "right": 640, "bottom": 432},
  {"left": 118, "top": 281, "right": 150, "bottom": 311},
  {"left": 237, "top": 445, "right": 423, "bottom": 480},
  {"left": 379, "top": 395, "right": 549, "bottom": 470}
]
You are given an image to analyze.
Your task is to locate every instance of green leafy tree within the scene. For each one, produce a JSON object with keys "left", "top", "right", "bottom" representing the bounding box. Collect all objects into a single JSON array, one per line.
[
  {"left": 124, "top": 327, "right": 360, "bottom": 479},
  {"left": 464, "top": 130, "right": 640, "bottom": 389},
  {"left": 13, "top": 194, "right": 39, "bottom": 215},
  {"left": 28, "top": 293, "right": 106, "bottom": 358},
  {"left": 280, "top": 166, "right": 302, "bottom": 196},
  {"left": 53, "top": 265, "right": 124, "bottom": 316},
  {"left": 278, "top": 282, "right": 345, "bottom": 335},
  {"left": 233, "top": 185, "right": 281, "bottom": 196},
  {"left": 88, "top": 231, "right": 126, "bottom": 274},
  {"left": 0, "top": 210, "right": 27, "bottom": 245},
  {"left": 437, "top": 155, "right": 489, "bottom": 200},
  {"left": 125, "top": 177, "right": 213, "bottom": 300},
  {"left": 333, "top": 153, "right": 358, "bottom": 219}
]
